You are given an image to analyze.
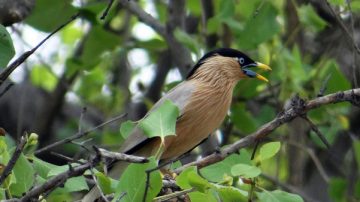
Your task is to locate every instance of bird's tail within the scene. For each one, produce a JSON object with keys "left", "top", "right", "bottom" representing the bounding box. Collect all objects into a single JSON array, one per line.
[{"left": 82, "top": 161, "right": 129, "bottom": 202}]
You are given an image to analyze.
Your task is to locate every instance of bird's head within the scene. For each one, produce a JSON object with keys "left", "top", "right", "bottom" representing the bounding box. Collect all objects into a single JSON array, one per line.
[{"left": 187, "top": 48, "right": 271, "bottom": 83}]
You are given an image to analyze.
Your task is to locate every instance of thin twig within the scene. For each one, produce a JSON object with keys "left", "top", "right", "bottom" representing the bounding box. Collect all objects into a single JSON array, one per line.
[
  {"left": 35, "top": 113, "right": 127, "bottom": 155},
  {"left": 78, "top": 107, "right": 87, "bottom": 134},
  {"left": 153, "top": 188, "right": 195, "bottom": 202},
  {"left": 95, "top": 147, "right": 149, "bottom": 163},
  {"left": 287, "top": 141, "right": 330, "bottom": 183},
  {"left": 301, "top": 115, "right": 331, "bottom": 149},
  {"left": 100, "top": 0, "right": 115, "bottom": 20},
  {"left": 345, "top": 0, "right": 358, "bottom": 87},
  {"left": 322, "top": 0, "right": 360, "bottom": 54},
  {"left": 18, "top": 157, "right": 100, "bottom": 201},
  {"left": 117, "top": 0, "right": 166, "bottom": 36},
  {"left": 317, "top": 74, "right": 331, "bottom": 97},
  {"left": 0, "top": 13, "right": 80, "bottom": 86},
  {"left": 0, "top": 136, "right": 27, "bottom": 185},
  {"left": 175, "top": 88, "right": 360, "bottom": 173},
  {"left": 0, "top": 82, "right": 14, "bottom": 98},
  {"left": 89, "top": 164, "right": 109, "bottom": 202}
]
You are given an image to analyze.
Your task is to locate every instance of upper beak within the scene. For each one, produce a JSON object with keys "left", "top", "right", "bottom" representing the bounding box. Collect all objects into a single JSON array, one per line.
[
  {"left": 243, "top": 62, "right": 272, "bottom": 82},
  {"left": 255, "top": 62, "right": 271, "bottom": 82}
]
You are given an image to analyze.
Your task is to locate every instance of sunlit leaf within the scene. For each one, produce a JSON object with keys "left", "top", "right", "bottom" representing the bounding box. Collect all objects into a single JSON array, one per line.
[
  {"left": 257, "top": 189, "right": 304, "bottom": 202},
  {"left": 120, "top": 121, "right": 135, "bottom": 139},
  {"left": 9, "top": 154, "right": 35, "bottom": 196},
  {"left": 30, "top": 65, "right": 58, "bottom": 91},
  {"left": 214, "top": 185, "right": 248, "bottom": 202},
  {"left": 139, "top": 99, "right": 179, "bottom": 140},
  {"left": 200, "top": 151, "right": 252, "bottom": 182},
  {"left": 231, "top": 164, "right": 261, "bottom": 178},
  {"left": 236, "top": 3, "right": 280, "bottom": 50},
  {"left": 298, "top": 5, "right": 328, "bottom": 32},
  {"left": 259, "top": 142, "right": 281, "bottom": 161},
  {"left": 114, "top": 157, "right": 161, "bottom": 202}
]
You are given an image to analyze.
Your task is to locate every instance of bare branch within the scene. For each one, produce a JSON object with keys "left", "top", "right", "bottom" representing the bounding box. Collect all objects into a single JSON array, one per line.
[
  {"left": 0, "top": 13, "right": 79, "bottom": 86},
  {"left": 95, "top": 147, "right": 149, "bottom": 163},
  {"left": 0, "top": 136, "right": 27, "bottom": 185},
  {"left": 18, "top": 157, "right": 99, "bottom": 201},
  {"left": 35, "top": 113, "right": 127, "bottom": 155},
  {"left": 100, "top": 0, "right": 115, "bottom": 20},
  {"left": 117, "top": 0, "right": 166, "bottom": 36},
  {"left": 175, "top": 88, "right": 360, "bottom": 173},
  {"left": 322, "top": 0, "right": 360, "bottom": 54}
]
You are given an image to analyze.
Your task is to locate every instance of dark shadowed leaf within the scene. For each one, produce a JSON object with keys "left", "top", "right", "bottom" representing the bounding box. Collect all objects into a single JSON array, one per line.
[
  {"left": 25, "top": 0, "right": 77, "bottom": 32},
  {"left": 0, "top": 25, "right": 15, "bottom": 68}
]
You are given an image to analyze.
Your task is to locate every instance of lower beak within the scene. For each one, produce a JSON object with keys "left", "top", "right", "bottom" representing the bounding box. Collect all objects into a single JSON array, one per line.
[{"left": 254, "top": 62, "right": 271, "bottom": 82}]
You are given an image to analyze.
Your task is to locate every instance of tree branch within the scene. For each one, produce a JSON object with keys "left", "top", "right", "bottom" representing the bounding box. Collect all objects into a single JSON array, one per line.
[
  {"left": 35, "top": 113, "right": 127, "bottom": 155},
  {"left": 117, "top": 0, "right": 193, "bottom": 77},
  {"left": 175, "top": 88, "right": 360, "bottom": 173},
  {"left": 0, "top": 13, "right": 79, "bottom": 86},
  {"left": 117, "top": 0, "right": 166, "bottom": 36}
]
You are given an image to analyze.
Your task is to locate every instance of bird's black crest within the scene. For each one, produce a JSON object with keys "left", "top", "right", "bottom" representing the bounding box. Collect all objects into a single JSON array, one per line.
[{"left": 186, "top": 48, "right": 254, "bottom": 79}]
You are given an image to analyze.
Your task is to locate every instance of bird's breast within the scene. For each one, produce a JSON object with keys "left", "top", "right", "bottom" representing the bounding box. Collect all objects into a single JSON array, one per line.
[{"left": 161, "top": 82, "right": 234, "bottom": 160}]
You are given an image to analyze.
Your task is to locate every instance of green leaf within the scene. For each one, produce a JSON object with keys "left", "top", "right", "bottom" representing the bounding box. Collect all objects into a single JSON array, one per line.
[
  {"left": 0, "top": 188, "right": 5, "bottom": 199},
  {"left": 176, "top": 166, "right": 197, "bottom": 189},
  {"left": 231, "top": 164, "right": 261, "bottom": 178},
  {"left": 174, "top": 29, "right": 200, "bottom": 55},
  {"left": 25, "top": 0, "right": 77, "bottom": 32},
  {"left": 322, "top": 61, "right": 351, "bottom": 93},
  {"left": 134, "top": 38, "right": 167, "bottom": 51},
  {"left": 353, "top": 140, "right": 360, "bottom": 170},
  {"left": 328, "top": 0, "right": 344, "bottom": 6},
  {"left": 0, "top": 136, "right": 10, "bottom": 165},
  {"left": 257, "top": 190, "right": 304, "bottom": 202},
  {"left": 61, "top": 22, "right": 83, "bottom": 45},
  {"left": 80, "top": 25, "right": 121, "bottom": 68},
  {"left": 64, "top": 176, "right": 88, "bottom": 192},
  {"left": 230, "top": 103, "right": 257, "bottom": 133},
  {"left": 48, "top": 164, "right": 80, "bottom": 177},
  {"left": 114, "top": 157, "right": 161, "bottom": 202},
  {"left": 218, "top": 0, "right": 236, "bottom": 19},
  {"left": 120, "top": 121, "right": 135, "bottom": 139},
  {"left": 0, "top": 25, "right": 15, "bottom": 68},
  {"left": 139, "top": 99, "right": 179, "bottom": 140},
  {"left": 33, "top": 157, "right": 57, "bottom": 179},
  {"left": 188, "top": 171, "right": 212, "bottom": 193},
  {"left": 259, "top": 142, "right": 281, "bottom": 161},
  {"left": 298, "top": 5, "right": 328, "bottom": 32},
  {"left": 9, "top": 154, "right": 35, "bottom": 197},
  {"left": 186, "top": 191, "right": 218, "bottom": 202},
  {"left": 329, "top": 178, "right": 347, "bottom": 202},
  {"left": 236, "top": 3, "right": 280, "bottom": 50},
  {"left": 215, "top": 185, "right": 247, "bottom": 202},
  {"left": 96, "top": 172, "right": 113, "bottom": 194},
  {"left": 30, "top": 65, "right": 58, "bottom": 91},
  {"left": 176, "top": 167, "right": 217, "bottom": 202},
  {"left": 200, "top": 151, "right": 252, "bottom": 182},
  {"left": 188, "top": 1, "right": 202, "bottom": 15}
]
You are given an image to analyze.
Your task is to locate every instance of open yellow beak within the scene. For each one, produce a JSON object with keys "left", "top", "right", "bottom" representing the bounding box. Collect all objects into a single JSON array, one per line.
[{"left": 255, "top": 62, "right": 271, "bottom": 82}]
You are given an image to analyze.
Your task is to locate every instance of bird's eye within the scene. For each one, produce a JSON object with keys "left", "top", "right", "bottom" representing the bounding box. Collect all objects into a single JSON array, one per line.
[{"left": 238, "top": 57, "right": 245, "bottom": 65}]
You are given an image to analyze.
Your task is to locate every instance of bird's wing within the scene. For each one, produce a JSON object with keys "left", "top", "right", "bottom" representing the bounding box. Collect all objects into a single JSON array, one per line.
[{"left": 119, "top": 81, "right": 195, "bottom": 153}]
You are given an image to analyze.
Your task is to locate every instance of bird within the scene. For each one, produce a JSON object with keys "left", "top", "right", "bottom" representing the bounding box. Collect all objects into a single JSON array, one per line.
[{"left": 83, "top": 48, "right": 271, "bottom": 201}]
